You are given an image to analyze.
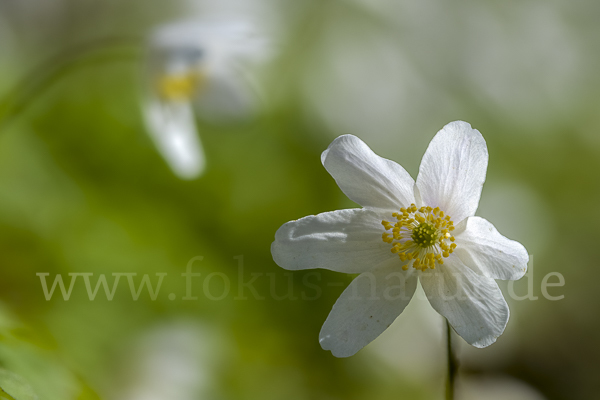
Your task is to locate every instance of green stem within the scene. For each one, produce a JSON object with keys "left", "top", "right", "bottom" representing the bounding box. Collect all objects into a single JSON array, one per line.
[
  {"left": 445, "top": 318, "right": 458, "bottom": 400},
  {"left": 0, "top": 37, "right": 141, "bottom": 129}
]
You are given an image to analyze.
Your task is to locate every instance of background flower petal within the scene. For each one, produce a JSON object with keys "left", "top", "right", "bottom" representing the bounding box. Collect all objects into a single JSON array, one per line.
[
  {"left": 419, "top": 257, "right": 509, "bottom": 348},
  {"left": 142, "top": 99, "right": 205, "bottom": 179},
  {"left": 454, "top": 216, "right": 529, "bottom": 280},
  {"left": 271, "top": 209, "right": 393, "bottom": 273},
  {"left": 321, "top": 135, "right": 415, "bottom": 210},
  {"left": 319, "top": 263, "right": 418, "bottom": 357},
  {"left": 416, "top": 121, "right": 488, "bottom": 223}
]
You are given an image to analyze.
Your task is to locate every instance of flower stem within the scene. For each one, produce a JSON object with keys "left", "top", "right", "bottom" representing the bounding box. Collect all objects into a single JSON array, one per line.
[
  {"left": 0, "top": 37, "right": 141, "bottom": 130},
  {"left": 445, "top": 318, "right": 458, "bottom": 400}
]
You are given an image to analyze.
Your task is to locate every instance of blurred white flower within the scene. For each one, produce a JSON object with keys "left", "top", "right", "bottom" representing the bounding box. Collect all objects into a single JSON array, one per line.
[
  {"left": 113, "top": 320, "right": 229, "bottom": 400},
  {"left": 301, "top": 19, "right": 442, "bottom": 146},
  {"left": 457, "top": 375, "right": 547, "bottom": 400},
  {"left": 366, "top": 284, "right": 445, "bottom": 381},
  {"left": 303, "top": 0, "right": 585, "bottom": 147},
  {"left": 143, "top": 17, "right": 270, "bottom": 179},
  {"left": 271, "top": 121, "right": 529, "bottom": 357}
]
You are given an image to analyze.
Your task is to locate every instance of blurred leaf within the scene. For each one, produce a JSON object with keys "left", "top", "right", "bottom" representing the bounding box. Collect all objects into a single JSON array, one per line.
[
  {"left": 0, "top": 303, "right": 98, "bottom": 400},
  {"left": 0, "top": 369, "right": 38, "bottom": 400}
]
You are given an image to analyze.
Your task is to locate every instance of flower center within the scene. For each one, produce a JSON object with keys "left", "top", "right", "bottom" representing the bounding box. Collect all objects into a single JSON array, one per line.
[
  {"left": 381, "top": 204, "right": 456, "bottom": 271},
  {"left": 411, "top": 222, "right": 438, "bottom": 247},
  {"left": 157, "top": 71, "right": 205, "bottom": 101}
]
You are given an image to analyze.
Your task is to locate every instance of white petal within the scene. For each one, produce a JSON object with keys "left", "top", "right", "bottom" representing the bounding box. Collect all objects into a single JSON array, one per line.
[
  {"left": 413, "top": 182, "right": 423, "bottom": 208},
  {"left": 454, "top": 217, "right": 529, "bottom": 280},
  {"left": 271, "top": 209, "right": 394, "bottom": 274},
  {"left": 152, "top": 19, "right": 270, "bottom": 65},
  {"left": 416, "top": 121, "right": 488, "bottom": 223},
  {"left": 143, "top": 99, "right": 205, "bottom": 179},
  {"left": 319, "top": 263, "right": 418, "bottom": 357},
  {"left": 193, "top": 69, "right": 258, "bottom": 123},
  {"left": 419, "top": 257, "right": 509, "bottom": 348},
  {"left": 321, "top": 135, "right": 415, "bottom": 210}
]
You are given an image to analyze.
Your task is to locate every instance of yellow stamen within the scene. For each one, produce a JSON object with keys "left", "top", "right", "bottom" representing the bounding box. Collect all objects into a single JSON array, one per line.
[
  {"left": 157, "top": 71, "right": 205, "bottom": 101},
  {"left": 381, "top": 203, "right": 457, "bottom": 271}
]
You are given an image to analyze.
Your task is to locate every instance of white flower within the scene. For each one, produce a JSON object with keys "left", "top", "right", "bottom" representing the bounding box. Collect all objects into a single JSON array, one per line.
[
  {"left": 271, "top": 121, "right": 529, "bottom": 357},
  {"left": 113, "top": 320, "right": 228, "bottom": 400},
  {"left": 142, "top": 18, "right": 269, "bottom": 179}
]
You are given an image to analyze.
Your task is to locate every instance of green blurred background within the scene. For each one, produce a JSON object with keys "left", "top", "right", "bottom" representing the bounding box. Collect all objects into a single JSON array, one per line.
[{"left": 0, "top": 0, "right": 597, "bottom": 399}]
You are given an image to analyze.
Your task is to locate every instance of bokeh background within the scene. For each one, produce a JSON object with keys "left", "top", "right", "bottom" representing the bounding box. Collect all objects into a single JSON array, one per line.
[{"left": 0, "top": 0, "right": 597, "bottom": 399}]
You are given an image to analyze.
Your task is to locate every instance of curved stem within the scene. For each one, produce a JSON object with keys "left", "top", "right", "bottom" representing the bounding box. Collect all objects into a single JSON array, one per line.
[
  {"left": 0, "top": 37, "right": 141, "bottom": 130},
  {"left": 445, "top": 318, "right": 458, "bottom": 400}
]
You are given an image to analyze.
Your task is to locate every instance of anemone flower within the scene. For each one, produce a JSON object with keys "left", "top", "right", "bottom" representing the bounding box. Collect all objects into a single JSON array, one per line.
[
  {"left": 271, "top": 121, "right": 529, "bottom": 357},
  {"left": 142, "top": 18, "right": 268, "bottom": 179}
]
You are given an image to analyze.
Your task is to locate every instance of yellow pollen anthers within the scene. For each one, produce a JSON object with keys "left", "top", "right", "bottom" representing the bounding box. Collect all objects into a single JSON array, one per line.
[
  {"left": 381, "top": 204, "right": 456, "bottom": 271},
  {"left": 157, "top": 70, "right": 205, "bottom": 101}
]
